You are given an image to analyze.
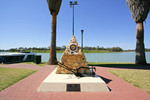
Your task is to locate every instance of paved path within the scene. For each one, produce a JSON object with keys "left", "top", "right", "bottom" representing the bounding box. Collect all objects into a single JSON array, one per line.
[{"left": 0, "top": 64, "right": 150, "bottom": 100}]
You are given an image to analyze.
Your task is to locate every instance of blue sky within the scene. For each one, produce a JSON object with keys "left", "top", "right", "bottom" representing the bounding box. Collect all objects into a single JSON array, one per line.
[{"left": 0, "top": 0, "right": 150, "bottom": 50}]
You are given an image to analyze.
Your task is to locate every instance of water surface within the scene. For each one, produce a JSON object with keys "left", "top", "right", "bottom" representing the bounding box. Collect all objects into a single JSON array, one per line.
[
  {"left": 1, "top": 52, "right": 149, "bottom": 63},
  {"left": 37, "top": 52, "right": 150, "bottom": 63}
]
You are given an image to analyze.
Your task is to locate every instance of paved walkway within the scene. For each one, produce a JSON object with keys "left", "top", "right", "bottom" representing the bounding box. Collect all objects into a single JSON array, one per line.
[{"left": 0, "top": 64, "right": 150, "bottom": 100}]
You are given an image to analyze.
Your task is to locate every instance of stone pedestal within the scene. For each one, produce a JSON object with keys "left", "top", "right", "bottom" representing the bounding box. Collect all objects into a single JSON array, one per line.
[
  {"left": 56, "top": 36, "right": 90, "bottom": 74},
  {"left": 38, "top": 68, "right": 110, "bottom": 92},
  {"left": 38, "top": 36, "right": 110, "bottom": 92}
]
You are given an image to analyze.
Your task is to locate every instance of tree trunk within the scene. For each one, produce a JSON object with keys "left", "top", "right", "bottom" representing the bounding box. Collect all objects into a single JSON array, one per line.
[
  {"left": 135, "top": 22, "right": 147, "bottom": 65},
  {"left": 47, "top": 12, "right": 57, "bottom": 65}
]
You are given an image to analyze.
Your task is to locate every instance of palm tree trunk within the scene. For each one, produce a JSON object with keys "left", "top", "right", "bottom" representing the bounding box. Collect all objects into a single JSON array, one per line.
[
  {"left": 135, "top": 22, "right": 147, "bottom": 65},
  {"left": 47, "top": 12, "right": 57, "bottom": 65}
]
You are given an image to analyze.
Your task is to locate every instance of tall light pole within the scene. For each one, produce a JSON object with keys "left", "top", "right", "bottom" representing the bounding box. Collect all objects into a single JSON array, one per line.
[
  {"left": 81, "top": 30, "right": 84, "bottom": 52},
  {"left": 70, "top": 1, "right": 78, "bottom": 36}
]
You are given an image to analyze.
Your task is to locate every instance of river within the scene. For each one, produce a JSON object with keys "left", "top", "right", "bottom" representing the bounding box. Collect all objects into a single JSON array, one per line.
[
  {"left": 37, "top": 52, "right": 150, "bottom": 63},
  {"left": 0, "top": 52, "right": 149, "bottom": 63}
]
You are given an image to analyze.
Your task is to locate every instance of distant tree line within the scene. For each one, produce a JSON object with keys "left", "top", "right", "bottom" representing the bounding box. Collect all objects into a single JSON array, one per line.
[
  {"left": 124, "top": 48, "right": 150, "bottom": 52},
  {"left": 0, "top": 46, "right": 150, "bottom": 52},
  {"left": 84, "top": 46, "right": 123, "bottom": 52}
]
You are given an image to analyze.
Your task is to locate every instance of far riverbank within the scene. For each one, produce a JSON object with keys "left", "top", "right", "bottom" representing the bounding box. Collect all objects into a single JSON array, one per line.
[
  {"left": 7, "top": 50, "right": 131, "bottom": 53},
  {"left": 37, "top": 52, "right": 150, "bottom": 63}
]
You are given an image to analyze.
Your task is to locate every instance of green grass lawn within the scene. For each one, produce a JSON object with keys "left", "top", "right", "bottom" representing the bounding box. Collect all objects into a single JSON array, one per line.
[
  {"left": 0, "top": 67, "right": 37, "bottom": 91},
  {"left": 32, "top": 62, "right": 143, "bottom": 67},
  {"left": 1, "top": 62, "right": 150, "bottom": 94},
  {"left": 108, "top": 69, "right": 150, "bottom": 94},
  {"left": 87, "top": 62, "right": 150, "bottom": 67},
  {"left": 23, "top": 62, "right": 48, "bottom": 66},
  {"left": 88, "top": 62, "right": 135, "bottom": 66},
  {"left": 21, "top": 62, "right": 149, "bottom": 67}
]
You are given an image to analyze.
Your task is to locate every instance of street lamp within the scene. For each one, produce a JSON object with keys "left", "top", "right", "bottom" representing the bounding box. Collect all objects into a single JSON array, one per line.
[
  {"left": 70, "top": 1, "right": 78, "bottom": 36},
  {"left": 81, "top": 30, "right": 84, "bottom": 52}
]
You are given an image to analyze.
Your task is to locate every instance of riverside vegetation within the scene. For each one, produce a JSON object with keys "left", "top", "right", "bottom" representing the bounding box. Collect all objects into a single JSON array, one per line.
[{"left": 1, "top": 46, "right": 150, "bottom": 53}]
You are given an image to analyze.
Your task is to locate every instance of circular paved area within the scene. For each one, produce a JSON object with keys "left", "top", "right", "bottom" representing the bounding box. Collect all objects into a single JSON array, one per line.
[{"left": 0, "top": 63, "right": 150, "bottom": 100}]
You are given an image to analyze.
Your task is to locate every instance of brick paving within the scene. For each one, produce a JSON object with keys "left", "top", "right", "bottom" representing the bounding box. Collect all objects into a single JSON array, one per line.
[{"left": 0, "top": 63, "right": 150, "bottom": 100}]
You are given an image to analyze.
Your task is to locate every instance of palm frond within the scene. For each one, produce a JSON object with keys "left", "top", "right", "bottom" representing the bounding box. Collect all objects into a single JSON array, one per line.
[
  {"left": 47, "top": 0, "right": 62, "bottom": 15},
  {"left": 126, "top": 0, "right": 149, "bottom": 23}
]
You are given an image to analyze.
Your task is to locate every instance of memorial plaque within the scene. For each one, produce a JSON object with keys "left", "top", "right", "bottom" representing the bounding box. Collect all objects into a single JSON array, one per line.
[
  {"left": 66, "top": 84, "right": 80, "bottom": 92},
  {"left": 70, "top": 44, "right": 77, "bottom": 51}
]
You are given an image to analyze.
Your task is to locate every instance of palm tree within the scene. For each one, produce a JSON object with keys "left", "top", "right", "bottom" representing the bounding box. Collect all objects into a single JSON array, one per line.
[
  {"left": 126, "top": 0, "right": 149, "bottom": 64},
  {"left": 47, "top": 0, "right": 62, "bottom": 65}
]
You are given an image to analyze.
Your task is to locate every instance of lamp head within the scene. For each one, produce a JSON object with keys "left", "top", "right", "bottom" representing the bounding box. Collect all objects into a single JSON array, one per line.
[
  {"left": 74, "top": 1, "right": 78, "bottom": 5},
  {"left": 70, "top": 1, "right": 73, "bottom": 7},
  {"left": 70, "top": 1, "right": 72, "bottom": 4},
  {"left": 81, "top": 30, "right": 84, "bottom": 33}
]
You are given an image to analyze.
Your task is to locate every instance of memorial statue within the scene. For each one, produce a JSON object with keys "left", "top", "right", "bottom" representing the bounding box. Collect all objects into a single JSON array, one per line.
[{"left": 56, "top": 36, "right": 96, "bottom": 77}]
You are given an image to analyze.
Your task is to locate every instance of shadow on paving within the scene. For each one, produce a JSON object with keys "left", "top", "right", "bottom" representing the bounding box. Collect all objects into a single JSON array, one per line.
[
  {"left": 99, "top": 76, "right": 112, "bottom": 84},
  {"left": 98, "top": 75, "right": 112, "bottom": 91},
  {"left": 88, "top": 63, "right": 150, "bottom": 70}
]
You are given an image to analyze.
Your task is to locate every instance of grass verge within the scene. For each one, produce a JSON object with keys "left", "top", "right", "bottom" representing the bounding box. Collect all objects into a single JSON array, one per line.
[
  {"left": 21, "top": 62, "right": 150, "bottom": 67},
  {"left": 0, "top": 67, "right": 37, "bottom": 91},
  {"left": 87, "top": 62, "right": 150, "bottom": 68},
  {"left": 23, "top": 62, "right": 58, "bottom": 67},
  {"left": 108, "top": 69, "right": 150, "bottom": 94},
  {"left": 20, "top": 62, "right": 47, "bottom": 66},
  {"left": 88, "top": 62, "right": 135, "bottom": 67},
  {"left": 36, "top": 62, "right": 47, "bottom": 66}
]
